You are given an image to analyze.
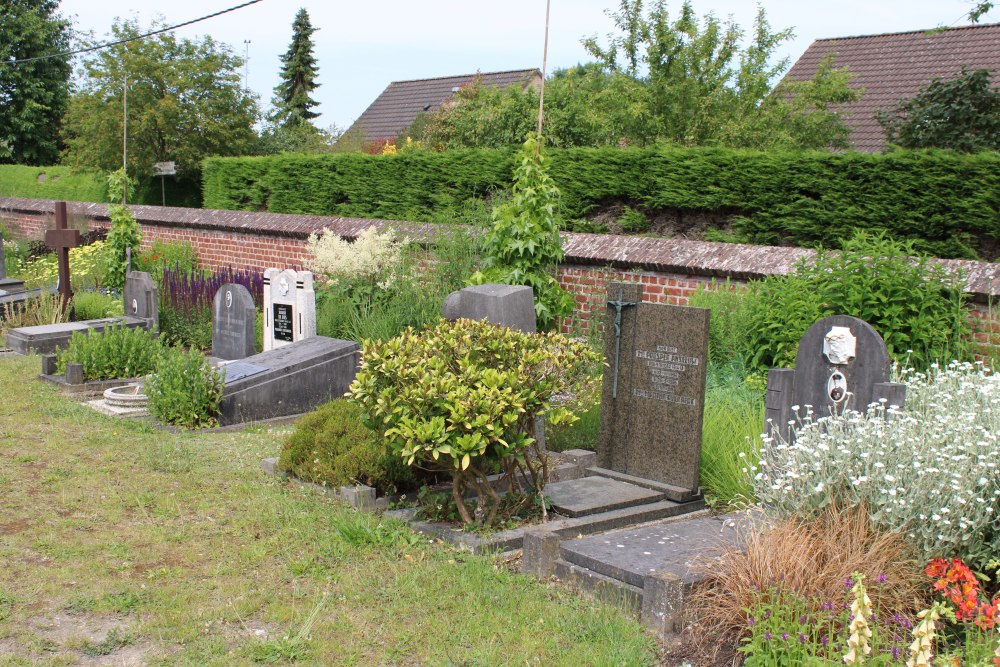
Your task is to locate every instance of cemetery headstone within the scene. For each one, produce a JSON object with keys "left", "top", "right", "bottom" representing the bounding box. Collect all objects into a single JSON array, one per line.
[
  {"left": 123, "top": 271, "right": 158, "bottom": 332},
  {"left": 43, "top": 201, "right": 81, "bottom": 305},
  {"left": 595, "top": 282, "right": 710, "bottom": 502},
  {"left": 442, "top": 284, "right": 537, "bottom": 332},
  {"left": 263, "top": 269, "right": 316, "bottom": 351},
  {"left": 764, "top": 315, "right": 906, "bottom": 443},
  {"left": 212, "top": 283, "right": 256, "bottom": 360}
]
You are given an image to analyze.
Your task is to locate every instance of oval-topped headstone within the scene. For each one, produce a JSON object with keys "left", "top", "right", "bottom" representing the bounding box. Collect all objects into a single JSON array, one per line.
[{"left": 212, "top": 283, "right": 257, "bottom": 361}]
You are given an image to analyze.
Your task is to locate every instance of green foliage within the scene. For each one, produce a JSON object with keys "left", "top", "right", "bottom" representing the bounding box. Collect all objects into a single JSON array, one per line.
[
  {"left": 156, "top": 305, "right": 212, "bottom": 351},
  {"left": 349, "top": 318, "right": 600, "bottom": 526},
  {"left": 688, "top": 282, "right": 756, "bottom": 367},
  {"left": 61, "top": 18, "right": 258, "bottom": 178},
  {"left": 0, "top": 0, "right": 72, "bottom": 166},
  {"left": 878, "top": 67, "right": 1000, "bottom": 152},
  {"left": 137, "top": 240, "right": 198, "bottom": 275},
  {"left": 747, "top": 232, "right": 972, "bottom": 372},
  {"left": 0, "top": 165, "right": 106, "bottom": 201},
  {"left": 71, "top": 290, "right": 123, "bottom": 320},
  {"left": 203, "top": 146, "right": 1000, "bottom": 260},
  {"left": 469, "top": 135, "right": 574, "bottom": 330},
  {"left": 57, "top": 324, "right": 160, "bottom": 381},
  {"left": 104, "top": 170, "right": 142, "bottom": 291},
  {"left": 278, "top": 399, "right": 414, "bottom": 495},
  {"left": 270, "top": 8, "right": 320, "bottom": 129},
  {"left": 146, "top": 346, "right": 224, "bottom": 429}
]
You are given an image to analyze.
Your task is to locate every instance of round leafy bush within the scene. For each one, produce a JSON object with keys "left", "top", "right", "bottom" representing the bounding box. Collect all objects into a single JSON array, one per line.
[
  {"left": 278, "top": 399, "right": 413, "bottom": 495},
  {"left": 146, "top": 347, "right": 224, "bottom": 429},
  {"left": 71, "top": 290, "right": 124, "bottom": 321},
  {"left": 57, "top": 323, "right": 160, "bottom": 380}
]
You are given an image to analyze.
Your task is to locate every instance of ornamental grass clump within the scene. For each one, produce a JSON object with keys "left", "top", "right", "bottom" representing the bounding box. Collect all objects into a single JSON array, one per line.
[
  {"left": 348, "top": 317, "right": 600, "bottom": 527},
  {"left": 750, "top": 361, "right": 1000, "bottom": 571}
]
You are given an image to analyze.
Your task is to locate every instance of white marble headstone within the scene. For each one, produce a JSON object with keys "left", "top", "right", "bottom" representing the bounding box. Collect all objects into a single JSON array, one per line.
[{"left": 263, "top": 268, "right": 316, "bottom": 351}]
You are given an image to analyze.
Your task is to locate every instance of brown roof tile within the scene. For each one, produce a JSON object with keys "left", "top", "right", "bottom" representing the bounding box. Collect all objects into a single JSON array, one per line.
[
  {"left": 345, "top": 68, "right": 542, "bottom": 143},
  {"left": 783, "top": 22, "right": 1000, "bottom": 152}
]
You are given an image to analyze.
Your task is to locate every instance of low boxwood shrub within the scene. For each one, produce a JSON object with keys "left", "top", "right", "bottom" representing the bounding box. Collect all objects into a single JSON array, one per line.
[
  {"left": 278, "top": 399, "right": 414, "bottom": 495},
  {"left": 349, "top": 317, "right": 600, "bottom": 527},
  {"left": 146, "top": 347, "right": 224, "bottom": 429},
  {"left": 57, "top": 324, "right": 160, "bottom": 381},
  {"left": 71, "top": 291, "right": 124, "bottom": 321}
]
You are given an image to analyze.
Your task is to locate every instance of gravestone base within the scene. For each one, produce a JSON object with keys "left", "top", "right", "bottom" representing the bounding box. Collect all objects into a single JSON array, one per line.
[
  {"left": 7, "top": 316, "right": 149, "bottom": 356},
  {"left": 585, "top": 467, "right": 702, "bottom": 503}
]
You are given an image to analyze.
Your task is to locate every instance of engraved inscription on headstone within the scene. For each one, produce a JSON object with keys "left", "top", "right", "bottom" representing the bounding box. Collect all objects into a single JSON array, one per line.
[
  {"left": 263, "top": 268, "right": 316, "bottom": 350},
  {"left": 212, "top": 283, "right": 257, "bottom": 360},
  {"left": 596, "top": 282, "right": 710, "bottom": 500}
]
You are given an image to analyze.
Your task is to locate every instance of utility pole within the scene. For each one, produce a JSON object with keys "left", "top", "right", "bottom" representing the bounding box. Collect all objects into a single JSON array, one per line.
[
  {"left": 122, "top": 71, "right": 128, "bottom": 205},
  {"left": 535, "top": 0, "right": 551, "bottom": 156},
  {"left": 243, "top": 40, "right": 251, "bottom": 93}
]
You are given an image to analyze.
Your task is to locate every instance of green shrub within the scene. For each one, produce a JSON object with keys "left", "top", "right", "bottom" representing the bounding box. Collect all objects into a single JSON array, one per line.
[
  {"left": 146, "top": 347, "right": 224, "bottom": 429},
  {"left": 57, "top": 324, "right": 160, "bottom": 381},
  {"left": 203, "top": 146, "right": 1000, "bottom": 260},
  {"left": 349, "top": 318, "right": 600, "bottom": 527},
  {"left": 104, "top": 170, "right": 142, "bottom": 291},
  {"left": 278, "top": 399, "right": 413, "bottom": 494},
  {"left": 700, "top": 363, "right": 764, "bottom": 506},
  {"left": 158, "top": 304, "right": 212, "bottom": 351},
  {"left": 138, "top": 241, "right": 198, "bottom": 275},
  {"left": 71, "top": 290, "right": 123, "bottom": 320},
  {"left": 688, "top": 281, "right": 756, "bottom": 367},
  {"left": 747, "top": 232, "right": 972, "bottom": 371}
]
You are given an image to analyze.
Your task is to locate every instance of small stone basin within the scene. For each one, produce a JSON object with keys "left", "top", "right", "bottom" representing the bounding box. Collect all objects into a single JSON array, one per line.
[{"left": 103, "top": 383, "right": 148, "bottom": 409}]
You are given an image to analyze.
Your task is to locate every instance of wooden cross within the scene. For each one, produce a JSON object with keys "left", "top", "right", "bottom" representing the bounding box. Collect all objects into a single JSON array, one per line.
[{"left": 44, "top": 201, "right": 81, "bottom": 305}]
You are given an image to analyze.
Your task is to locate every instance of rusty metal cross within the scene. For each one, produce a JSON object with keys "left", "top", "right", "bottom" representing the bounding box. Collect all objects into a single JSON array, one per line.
[{"left": 44, "top": 201, "right": 81, "bottom": 305}]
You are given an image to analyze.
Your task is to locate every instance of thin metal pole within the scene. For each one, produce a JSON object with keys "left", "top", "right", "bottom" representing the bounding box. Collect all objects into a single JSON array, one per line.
[
  {"left": 122, "top": 71, "right": 128, "bottom": 205},
  {"left": 535, "top": 0, "right": 551, "bottom": 155}
]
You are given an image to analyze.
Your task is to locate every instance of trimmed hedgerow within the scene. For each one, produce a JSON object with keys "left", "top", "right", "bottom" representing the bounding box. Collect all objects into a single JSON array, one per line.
[{"left": 203, "top": 147, "right": 1000, "bottom": 259}]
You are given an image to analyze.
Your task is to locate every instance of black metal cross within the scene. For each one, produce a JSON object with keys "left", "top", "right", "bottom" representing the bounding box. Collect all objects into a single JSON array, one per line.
[{"left": 607, "top": 286, "right": 637, "bottom": 399}]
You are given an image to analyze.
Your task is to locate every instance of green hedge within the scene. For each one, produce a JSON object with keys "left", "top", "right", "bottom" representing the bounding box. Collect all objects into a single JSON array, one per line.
[
  {"left": 0, "top": 165, "right": 202, "bottom": 208},
  {"left": 0, "top": 165, "right": 107, "bottom": 202},
  {"left": 203, "top": 147, "right": 1000, "bottom": 259}
]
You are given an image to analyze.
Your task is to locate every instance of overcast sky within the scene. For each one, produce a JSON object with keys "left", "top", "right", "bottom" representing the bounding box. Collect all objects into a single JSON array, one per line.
[{"left": 56, "top": 0, "right": 994, "bottom": 130}]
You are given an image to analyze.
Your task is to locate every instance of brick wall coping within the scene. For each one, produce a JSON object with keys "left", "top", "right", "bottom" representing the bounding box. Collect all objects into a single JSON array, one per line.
[{"left": 2, "top": 196, "right": 997, "bottom": 302}]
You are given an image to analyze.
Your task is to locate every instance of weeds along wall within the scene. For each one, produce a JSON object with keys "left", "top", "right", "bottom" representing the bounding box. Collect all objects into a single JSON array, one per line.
[
  {"left": 203, "top": 148, "right": 1000, "bottom": 261},
  {"left": 2, "top": 197, "right": 998, "bottom": 356}
]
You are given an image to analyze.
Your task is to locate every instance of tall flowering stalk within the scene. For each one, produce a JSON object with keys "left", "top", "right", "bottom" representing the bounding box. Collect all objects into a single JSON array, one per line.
[
  {"left": 906, "top": 603, "right": 944, "bottom": 667},
  {"left": 844, "top": 573, "right": 873, "bottom": 664},
  {"left": 159, "top": 265, "right": 264, "bottom": 314}
]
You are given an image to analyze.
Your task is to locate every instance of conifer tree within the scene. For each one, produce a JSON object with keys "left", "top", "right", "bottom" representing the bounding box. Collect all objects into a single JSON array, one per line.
[{"left": 271, "top": 8, "right": 320, "bottom": 128}]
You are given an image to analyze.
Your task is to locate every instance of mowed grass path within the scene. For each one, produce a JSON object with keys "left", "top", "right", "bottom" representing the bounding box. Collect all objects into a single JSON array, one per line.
[{"left": 0, "top": 353, "right": 655, "bottom": 666}]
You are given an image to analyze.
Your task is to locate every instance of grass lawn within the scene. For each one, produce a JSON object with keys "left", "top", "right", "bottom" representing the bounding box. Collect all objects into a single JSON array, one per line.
[{"left": 0, "top": 351, "right": 656, "bottom": 666}]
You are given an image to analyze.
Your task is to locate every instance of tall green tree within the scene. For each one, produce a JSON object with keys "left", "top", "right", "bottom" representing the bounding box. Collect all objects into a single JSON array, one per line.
[
  {"left": 61, "top": 19, "right": 258, "bottom": 178},
  {"left": 876, "top": 67, "right": 1000, "bottom": 152},
  {"left": 270, "top": 8, "right": 320, "bottom": 129},
  {"left": 0, "top": 0, "right": 72, "bottom": 165}
]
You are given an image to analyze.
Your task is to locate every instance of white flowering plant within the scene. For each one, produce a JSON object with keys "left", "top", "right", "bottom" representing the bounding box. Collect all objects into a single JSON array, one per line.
[
  {"left": 748, "top": 361, "right": 1000, "bottom": 571},
  {"left": 306, "top": 225, "right": 408, "bottom": 305}
]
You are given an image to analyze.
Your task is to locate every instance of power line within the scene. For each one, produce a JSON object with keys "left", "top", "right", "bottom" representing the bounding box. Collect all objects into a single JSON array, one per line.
[{"left": 3, "top": 0, "right": 265, "bottom": 66}]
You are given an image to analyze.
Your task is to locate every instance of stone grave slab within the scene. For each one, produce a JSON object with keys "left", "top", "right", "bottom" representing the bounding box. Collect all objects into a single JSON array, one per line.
[
  {"left": 217, "top": 361, "right": 267, "bottom": 384},
  {"left": 544, "top": 477, "right": 664, "bottom": 518},
  {"left": 263, "top": 269, "right": 315, "bottom": 351},
  {"left": 218, "top": 335, "right": 359, "bottom": 425},
  {"left": 6, "top": 317, "right": 148, "bottom": 355},
  {"left": 442, "top": 284, "right": 536, "bottom": 332},
  {"left": 596, "top": 282, "right": 710, "bottom": 501},
  {"left": 559, "top": 514, "right": 740, "bottom": 589},
  {"left": 765, "top": 315, "right": 906, "bottom": 443},
  {"left": 212, "top": 283, "right": 257, "bottom": 360}
]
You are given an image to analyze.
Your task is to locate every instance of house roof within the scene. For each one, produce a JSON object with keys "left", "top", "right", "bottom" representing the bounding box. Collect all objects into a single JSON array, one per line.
[
  {"left": 783, "top": 22, "right": 1000, "bottom": 152},
  {"left": 345, "top": 68, "right": 542, "bottom": 143}
]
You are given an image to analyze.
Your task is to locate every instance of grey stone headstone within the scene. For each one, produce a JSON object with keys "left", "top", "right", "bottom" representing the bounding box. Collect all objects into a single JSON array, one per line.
[
  {"left": 123, "top": 271, "right": 158, "bottom": 332},
  {"left": 764, "top": 315, "right": 906, "bottom": 443},
  {"left": 212, "top": 283, "right": 257, "bottom": 360},
  {"left": 442, "top": 284, "right": 536, "bottom": 333},
  {"left": 596, "top": 282, "right": 710, "bottom": 501}
]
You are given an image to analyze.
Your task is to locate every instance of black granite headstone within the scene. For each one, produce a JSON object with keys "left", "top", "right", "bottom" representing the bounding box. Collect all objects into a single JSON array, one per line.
[
  {"left": 764, "top": 315, "right": 906, "bottom": 443},
  {"left": 212, "top": 283, "right": 257, "bottom": 360},
  {"left": 596, "top": 282, "right": 710, "bottom": 501}
]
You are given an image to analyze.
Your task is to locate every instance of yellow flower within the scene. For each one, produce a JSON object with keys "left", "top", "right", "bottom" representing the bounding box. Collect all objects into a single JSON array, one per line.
[{"left": 844, "top": 574, "right": 873, "bottom": 665}]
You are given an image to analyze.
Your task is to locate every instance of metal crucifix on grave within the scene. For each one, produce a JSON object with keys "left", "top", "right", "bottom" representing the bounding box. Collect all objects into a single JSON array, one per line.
[
  {"left": 607, "top": 285, "right": 637, "bottom": 399},
  {"left": 43, "top": 201, "right": 81, "bottom": 307}
]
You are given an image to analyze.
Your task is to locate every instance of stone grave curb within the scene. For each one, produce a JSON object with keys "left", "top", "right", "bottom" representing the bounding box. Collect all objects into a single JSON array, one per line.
[
  {"left": 260, "top": 457, "right": 393, "bottom": 512},
  {"left": 40, "top": 371, "right": 143, "bottom": 397}
]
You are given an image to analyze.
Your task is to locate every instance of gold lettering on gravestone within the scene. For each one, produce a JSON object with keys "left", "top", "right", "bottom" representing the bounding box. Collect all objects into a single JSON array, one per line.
[{"left": 632, "top": 348, "right": 701, "bottom": 406}]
